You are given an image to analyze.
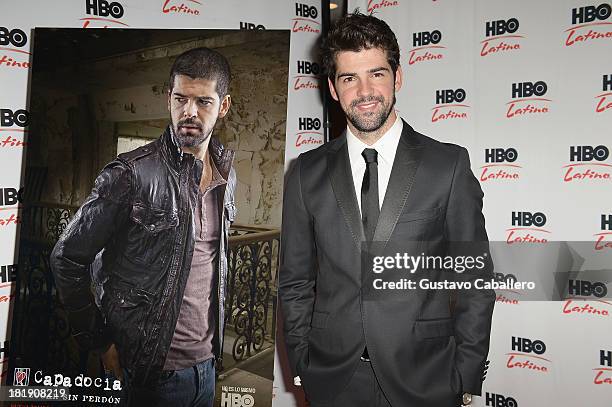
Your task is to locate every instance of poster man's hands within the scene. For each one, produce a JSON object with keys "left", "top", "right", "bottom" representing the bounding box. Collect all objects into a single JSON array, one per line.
[{"left": 101, "top": 343, "right": 123, "bottom": 382}]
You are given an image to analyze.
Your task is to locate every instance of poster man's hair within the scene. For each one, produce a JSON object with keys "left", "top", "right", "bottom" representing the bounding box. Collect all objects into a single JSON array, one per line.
[{"left": 169, "top": 47, "right": 231, "bottom": 98}]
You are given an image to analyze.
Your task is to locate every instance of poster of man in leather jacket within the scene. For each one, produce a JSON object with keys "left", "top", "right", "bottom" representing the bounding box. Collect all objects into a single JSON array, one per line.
[{"left": 10, "top": 28, "right": 288, "bottom": 407}]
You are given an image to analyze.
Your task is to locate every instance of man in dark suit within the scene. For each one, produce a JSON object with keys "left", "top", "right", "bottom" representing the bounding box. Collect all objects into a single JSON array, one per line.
[{"left": 279, "top": 12, "right": 495, "bottom": 407}]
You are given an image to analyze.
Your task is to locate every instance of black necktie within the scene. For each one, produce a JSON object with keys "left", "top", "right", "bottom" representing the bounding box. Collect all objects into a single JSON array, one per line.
[{"left": 361, "top": 148, "right": 379, "bottom": 242}]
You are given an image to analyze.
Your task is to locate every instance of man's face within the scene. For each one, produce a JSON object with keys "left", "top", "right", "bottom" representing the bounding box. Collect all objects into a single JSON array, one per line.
[
  {"left": 168, "top": 74, "right": 231, "bottom": 148},
  {"left": 328, "top": 47, "right": 402, "bottom": 134}
]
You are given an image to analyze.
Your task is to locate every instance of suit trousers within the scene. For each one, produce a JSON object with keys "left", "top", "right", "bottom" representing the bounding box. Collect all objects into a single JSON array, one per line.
[{"left": 309, "top": 360, "right": 391, "bottom": 407}]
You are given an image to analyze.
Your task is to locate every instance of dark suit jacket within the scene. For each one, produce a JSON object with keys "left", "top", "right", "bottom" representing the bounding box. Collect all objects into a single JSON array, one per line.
[{"left": 279, "top": 121, "right": 495, "bottom": 407}]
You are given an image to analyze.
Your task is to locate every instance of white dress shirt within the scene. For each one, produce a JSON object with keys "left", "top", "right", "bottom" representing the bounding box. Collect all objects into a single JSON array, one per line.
[
  {"left": 346, "top": 115, "right": 403, "bottom": 214},
  {"left": 293, "top": 115, "right": 403, "bottom": 387}
]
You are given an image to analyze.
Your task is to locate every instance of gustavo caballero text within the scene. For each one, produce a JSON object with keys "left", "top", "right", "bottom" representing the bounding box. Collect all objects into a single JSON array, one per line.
[{"left": 373, "top": 278, "right": 535, "bottom": 291}]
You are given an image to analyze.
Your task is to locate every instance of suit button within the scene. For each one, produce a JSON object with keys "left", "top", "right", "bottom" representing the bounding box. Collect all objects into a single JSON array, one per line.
[{"left": 149, "top": 224, "right": 156, "bottom": 231}]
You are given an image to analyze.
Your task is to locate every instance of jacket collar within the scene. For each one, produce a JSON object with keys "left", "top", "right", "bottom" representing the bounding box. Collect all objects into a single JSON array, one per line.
[
  {"left": 327, "top": 119, "right": 423, "bottom": 251},
  {"left": 163, "top": 125, "right": 234, "bottom": 179}
]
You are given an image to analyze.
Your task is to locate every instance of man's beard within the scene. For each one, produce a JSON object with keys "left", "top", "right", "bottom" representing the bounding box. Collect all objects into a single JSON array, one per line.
[
  {"left": 173, "top": 118, "right": 212, "bottom": 148},
  {"left": 344, "top": 94, "right": 395, "bottom": 134}
]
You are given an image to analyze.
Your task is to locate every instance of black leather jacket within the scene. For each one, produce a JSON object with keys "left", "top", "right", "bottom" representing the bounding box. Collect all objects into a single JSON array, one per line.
[{"left": 50, "top": 127, "right": 236, "bottom": 385}]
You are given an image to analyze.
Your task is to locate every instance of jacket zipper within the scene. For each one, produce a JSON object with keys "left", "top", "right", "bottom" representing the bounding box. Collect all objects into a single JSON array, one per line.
[{"left": 142, "top": 155, "right": 191, "bottom": 380}]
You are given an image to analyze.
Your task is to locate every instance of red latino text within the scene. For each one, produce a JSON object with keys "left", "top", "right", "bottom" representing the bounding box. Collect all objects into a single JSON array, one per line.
[
  {"left": 480, "top": 164, "right": 521, "bottom": 182},
  {"left": 0, "top": 51, "right": 30, "bottom": 70},
  {"left": 562, "top": 300, "right": 610, "bottom": 316},
  {"left": 431, "top": 104, "right": 469, "bottom": 123},
  {"left": 506, "top": 228, "right": 550, "bottom": 244},
  {"left": 0, "top": 213, "right": 20, "bottom": 226},
  {"left": 367, "top": 0, "right": 399, "bottom": 13},
  {"left": 295, "top": 132, "right": 323, "bottom": 148},
  {"left": 409, "top": 47, "right": 444, "bottom": 66},
  {"left": 506, "top": 98, "right": 551, "bottom": 118},
  {"left": 565, "top": 22, "right": 612, "bottom": 46},
  {"left": 595, "top": 232, "right": 612, "bottom": 250},
  {"left": 293, "top": 76, "right": 320, "bottom": 91},
  {"left": 0, "top": 135, "right": 26, "bottom": 148},
  {"left": 292, "top": 19, "right": 320, "bottom": 34},
  {"left": 595, "top": 92, "right": 612, "bottom": 113},
  {"left": 496, "top": 294, "right": 519, "bottom": 305},
  {"left": 480, "top": 35, "right": 523, "bottom": 57},
  {"left": 162, "top": 0, "right": 200, "bottom": 15},
  {"left": 594, "top": 368, "right": 612, "bottom": 384},
  {"left": 81, "top": 18, "right": 129, "bottom": 28},
  {"left": 562, "top": 163, "right": 611, "bottom": 183},
  {"left": 506, "top": 353, "right": 550, "bottom": 373}
]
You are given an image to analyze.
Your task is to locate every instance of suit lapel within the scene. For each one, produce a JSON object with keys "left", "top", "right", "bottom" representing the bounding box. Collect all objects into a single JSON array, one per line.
[
  {"left": 372, "top": 121, "right": 423, "bottom": 247},
  {"left": 327, "top": 135, "right": 366, "bottom": 250}
]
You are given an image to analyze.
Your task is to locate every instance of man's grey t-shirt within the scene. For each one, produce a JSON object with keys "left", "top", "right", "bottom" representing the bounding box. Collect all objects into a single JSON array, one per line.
[{"left": 163, "top": 161, "right": 226, "bottom": 370}]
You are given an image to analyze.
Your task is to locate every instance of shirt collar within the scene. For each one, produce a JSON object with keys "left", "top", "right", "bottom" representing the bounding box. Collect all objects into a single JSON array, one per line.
[
  {"left": 210, "top": 156, "right": 227, "bottom": 186},
  {"left": 346, "top": 115, "right": 403, "bottom": 167},
  {"left": 171, "top": 125, "right": 228, "bottom": 185}
]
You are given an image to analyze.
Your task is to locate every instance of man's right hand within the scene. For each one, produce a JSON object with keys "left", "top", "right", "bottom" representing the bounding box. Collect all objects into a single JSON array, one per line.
[{"left": 101, "top": 343, "right": 123, "bottom": 382}]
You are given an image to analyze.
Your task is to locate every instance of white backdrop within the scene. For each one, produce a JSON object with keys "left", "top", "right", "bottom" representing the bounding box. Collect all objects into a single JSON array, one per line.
[{"left": 339, "top": 1, "right": 611, "bottom": 406}]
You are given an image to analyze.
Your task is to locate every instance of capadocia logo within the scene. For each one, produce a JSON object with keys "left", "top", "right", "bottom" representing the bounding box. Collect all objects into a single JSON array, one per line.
[
  {"left": 596, "top": 74, "right": 612, "bottom": 113},
  {"left": 506, "top": 81, "right": 551, "bottom": 119},
  {"left": 562, "top": 145, "right": 611, "bottom": 182},
  {"left": 595, "top": 213, "right": 612, "bottom": 250},
  {"left": 594, "top": 350, "right": 612, "bottom": 385},
  {"left": 431, "top": 88, "right": 469, "bottom": 123},
  {"left": 292, "top": 3, "right": 320, "bottom": 34},
  {"left": 480, "top": 148, "right": 521, "bottom": 182},
  {"left": 13, "top": 367, "right": 29, "bottom": 386},
  {"left": 367, "top": 0, "right": 399, "bottom": 14},
  {"left": 293, "top": 60, "right": 320, "bottom": 91},
  {"left": 506, "top": 211, "right": 550, "bottom": 244},
  {"left": 0, "top": 108, "right": 28, "bottom": 149},
  {"left": 480, "top": 18, "right": 524, "bottom": 57},
  {"left": 485, "top": 392, "right": 518, "bottom": 407},
  {"left": 409, "top": 30, "right": 445, "bottom": 66},
  {"left": 565, "top": 3, "right": 612, "bottom": 47},
  {"left": 0, "top": 27, "right": 30, "bottom": 70},
  {"left": 506, "top": 336, "right": 551, "bottom": 373},
  {"left": 162, "top": 0, "right": 201, "bottom": 15},
  {"left": 295, "top": 117, "right": 323, "bottom": 148},
  {"left": 81, "top": 0, "right": 129, "bottom": 28}
]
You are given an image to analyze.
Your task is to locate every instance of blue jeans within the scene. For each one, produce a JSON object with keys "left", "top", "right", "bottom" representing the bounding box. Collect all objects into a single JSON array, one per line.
[{"left": 119, "top": 358, "right": 215, "bottom": 407}]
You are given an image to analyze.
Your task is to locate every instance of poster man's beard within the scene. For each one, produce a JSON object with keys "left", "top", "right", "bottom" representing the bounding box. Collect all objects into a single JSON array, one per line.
[{"left": 174, "top": 118, "right": 212, "bottom": 147}]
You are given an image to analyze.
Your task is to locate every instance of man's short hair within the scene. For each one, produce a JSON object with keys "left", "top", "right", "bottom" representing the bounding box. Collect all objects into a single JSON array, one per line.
[
  {"left": 169, "top": 47, "right": 231, "bottom": 98},
  {"left": 321, "top": 11, "right": 400, "bottom": 81}
]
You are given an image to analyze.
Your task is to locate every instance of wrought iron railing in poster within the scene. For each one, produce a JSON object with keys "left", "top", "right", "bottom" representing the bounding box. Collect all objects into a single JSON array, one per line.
[{"left": 11, "top": 202, "right": 279, "bottom": 377}]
